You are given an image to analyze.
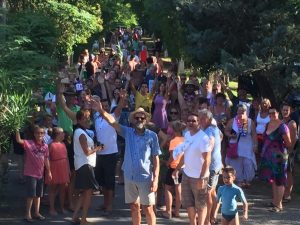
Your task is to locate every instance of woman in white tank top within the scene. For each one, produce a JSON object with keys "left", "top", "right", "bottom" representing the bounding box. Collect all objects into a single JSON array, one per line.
[
  {"left": 72, "top": 109, "right": 103, "bottom": 225},
  {"left": 255, "top": 98, "right": 271, "bottom": 153}
]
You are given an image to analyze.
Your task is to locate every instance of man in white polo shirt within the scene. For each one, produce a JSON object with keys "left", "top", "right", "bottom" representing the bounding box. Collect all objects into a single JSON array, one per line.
[
  {"left": 93, "top": 96, "right": 124, "bottom": 216},
  {"left": 173, "top": 112, "right": 212, "bottom": 225}
]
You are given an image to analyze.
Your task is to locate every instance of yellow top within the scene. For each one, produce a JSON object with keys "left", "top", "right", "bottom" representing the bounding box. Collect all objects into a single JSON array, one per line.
[{"left": 135, "top": 91, "right": 154, "bottom": 113}]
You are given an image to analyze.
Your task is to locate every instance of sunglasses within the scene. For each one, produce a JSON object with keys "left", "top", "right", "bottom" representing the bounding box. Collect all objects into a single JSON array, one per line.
[
  {"left": 170, "top": 111, "right": 178, "bottom": 115},
  {"left": 135, "top": 117, "right": 146, "bottom": 121},
  {"left": 187, "top": 119, "right": 197, "bottom": 123}
]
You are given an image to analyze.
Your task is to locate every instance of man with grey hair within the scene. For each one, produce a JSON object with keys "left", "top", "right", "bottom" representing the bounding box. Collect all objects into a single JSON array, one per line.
[{"left": 198, "top": 109, "right": 223, "bottom": 225}]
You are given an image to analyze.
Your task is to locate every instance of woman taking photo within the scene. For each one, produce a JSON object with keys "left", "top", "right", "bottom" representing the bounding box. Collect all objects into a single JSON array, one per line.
[
  {"left": 225, "top": 104, "right": 257, "bottom": 188},
  {"left": 72, "top": 109, "right": 103, "bottom": 225},
  {"left": 259, "top": 108, "right": 291, "bottom": 212}
]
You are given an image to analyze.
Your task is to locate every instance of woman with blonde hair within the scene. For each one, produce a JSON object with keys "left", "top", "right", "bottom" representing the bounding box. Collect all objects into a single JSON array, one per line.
[{"left": 255, "top": 98, "right": 271, "bottom": 153}]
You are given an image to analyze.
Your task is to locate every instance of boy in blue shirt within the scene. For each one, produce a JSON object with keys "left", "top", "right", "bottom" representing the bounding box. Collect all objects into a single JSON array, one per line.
[{"left": 216, "top": 166, "right": 248, "bottom": 225}]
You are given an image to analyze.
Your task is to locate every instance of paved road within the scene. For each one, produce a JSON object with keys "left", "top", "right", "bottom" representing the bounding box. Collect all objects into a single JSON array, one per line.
[{"left": 1, "top": 155, "right": 300, "bottom": 225}]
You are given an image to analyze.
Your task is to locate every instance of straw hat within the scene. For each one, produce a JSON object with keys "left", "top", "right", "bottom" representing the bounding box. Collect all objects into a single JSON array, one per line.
[{"left": 129, "top": 107, "right": 151, "bottom": 124}]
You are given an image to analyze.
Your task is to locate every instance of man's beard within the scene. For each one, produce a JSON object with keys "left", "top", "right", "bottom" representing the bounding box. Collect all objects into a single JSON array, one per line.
[{"left": 136, "top": 122, "right": 144, "bottom": 129}]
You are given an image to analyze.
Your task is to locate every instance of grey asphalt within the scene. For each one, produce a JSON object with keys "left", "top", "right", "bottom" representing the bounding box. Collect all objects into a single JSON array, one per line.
[{"left": 1, "top": 154, "right": 300, "bottom": 225}]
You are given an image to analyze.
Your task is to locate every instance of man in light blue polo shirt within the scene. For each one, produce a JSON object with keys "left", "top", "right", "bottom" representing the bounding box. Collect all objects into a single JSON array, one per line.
[
  {"left": 198, "top": 109, "right": 223, "bottom": 225},
  {"left": 92, "top": 97, "right": 161, "bottom": 225}
]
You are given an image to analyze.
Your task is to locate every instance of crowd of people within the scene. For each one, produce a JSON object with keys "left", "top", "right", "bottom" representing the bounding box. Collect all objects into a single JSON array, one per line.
[{"left": 12, "top": 30, "right": 300, "bottom": 225}]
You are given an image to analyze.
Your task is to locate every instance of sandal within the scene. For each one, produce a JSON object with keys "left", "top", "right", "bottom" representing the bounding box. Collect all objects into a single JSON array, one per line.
[
  {"left": 282, "top": 196, "right": 291, "bottom": 203},
  {"left": 265, "top": 202, "right": 275, "bottom": 207},
  {"left": 269, "top": 206, "right": 282, "bottom": 213},
  {"left": 210, "top": 217, "right": 218, "bottom": 224},
  {"left": 161, "top": 212, "right": 171, "bottom": 219}
]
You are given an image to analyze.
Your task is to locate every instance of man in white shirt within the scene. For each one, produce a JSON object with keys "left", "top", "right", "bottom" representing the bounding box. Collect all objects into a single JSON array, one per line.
[
  {"left": 93, "top": 97, "right": 124, "bottom": 215},
  {"left": 173, "top": 112, "right": 212, "bottom": 225}
]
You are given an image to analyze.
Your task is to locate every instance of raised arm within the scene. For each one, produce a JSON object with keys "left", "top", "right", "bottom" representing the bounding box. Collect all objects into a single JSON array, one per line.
[
  {"left": 219, "top": 80, "right": 234, "bottom": 100},
  {"left": 177, "top": 80, "right": 186, "bottom": 110},
  {"left": 113, "top": 89, "right": 126, "bottom": 118},
  {"left": 56, "top": 82, "right": 77, "bottom": 122},
  {"left": 129, "top": 80, "right": 137, "bottom": 96},
  {"left": 15, "top": 130, "right": 24, "bottom": 145},
  {"left": 96, "top": 72, "right": 108, "bottom": 100},
  {"left": 149, "top": 77, "right": 158, "bottom": 96},
  {"left": 92, "top": 100, "right": 121, "bottom": 134}
]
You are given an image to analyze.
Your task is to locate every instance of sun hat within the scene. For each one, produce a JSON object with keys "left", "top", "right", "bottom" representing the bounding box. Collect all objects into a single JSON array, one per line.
[{"left": 129, "top": 107, "right": 151, "bottom": 124}]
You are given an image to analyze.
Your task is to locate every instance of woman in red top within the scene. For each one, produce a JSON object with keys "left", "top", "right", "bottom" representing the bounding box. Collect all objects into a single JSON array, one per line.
[{"left": 140, "top": 45, "right": 149, "bottom": 64}]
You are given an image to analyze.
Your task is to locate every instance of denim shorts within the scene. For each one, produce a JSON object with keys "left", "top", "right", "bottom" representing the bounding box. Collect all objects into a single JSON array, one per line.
[{"left": 25, "top": 176, "right": 44, "bottom": 198}]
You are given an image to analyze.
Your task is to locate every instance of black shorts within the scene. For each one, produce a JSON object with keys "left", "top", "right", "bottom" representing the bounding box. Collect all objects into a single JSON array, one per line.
[
  {"left": 95, "top": 153, "right": 118, "bottom": 190},
  {"left": 75, "top": 164, "right": 99, "bottom": 190},
  {"left": 25, "top": 176, "right": 44, "bottom": 198},
  {"left": 164, "top": 168, "right": 182, "bottom": 186},
  {"left": 287, "top": 151, "right": 296, "bottom": 173}
]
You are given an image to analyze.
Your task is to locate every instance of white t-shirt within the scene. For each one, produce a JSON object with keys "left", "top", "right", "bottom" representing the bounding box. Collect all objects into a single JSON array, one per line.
[
  {"left": 183, "top": 129, "right": 211, "bottom": 178},
  {"left": 94, "top": 112, "right": 118, "bottom": 155},
  {"left": 73, "top": 128, "right": 96, "bottom": 170}
]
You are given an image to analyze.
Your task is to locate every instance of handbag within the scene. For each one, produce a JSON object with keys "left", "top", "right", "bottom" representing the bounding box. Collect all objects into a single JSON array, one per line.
[{"left": 226, "top": 132, "right": 242, "bottom": 159}]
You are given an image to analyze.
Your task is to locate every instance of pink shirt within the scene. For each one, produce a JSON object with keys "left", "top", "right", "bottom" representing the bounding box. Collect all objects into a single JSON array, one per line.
[{"left": 23, "top": 140, "right": 49, "bottom": 179}]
